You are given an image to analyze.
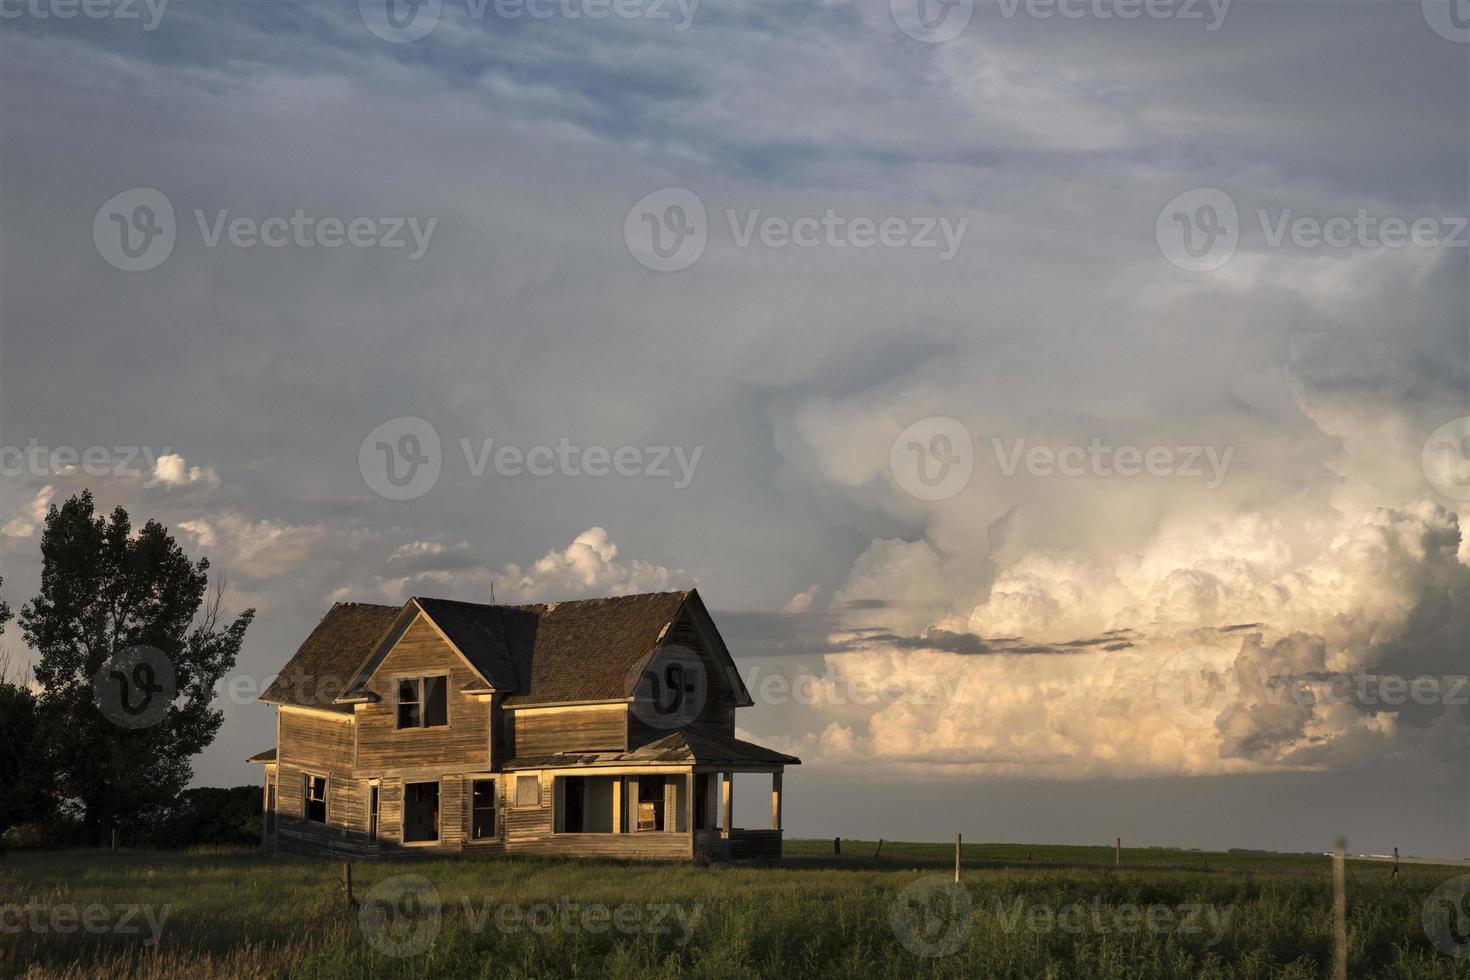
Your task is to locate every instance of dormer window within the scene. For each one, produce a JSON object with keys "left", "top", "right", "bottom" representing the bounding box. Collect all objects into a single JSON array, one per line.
[{"left": 397, "top": 676, "right": 448, "bottom": 729}]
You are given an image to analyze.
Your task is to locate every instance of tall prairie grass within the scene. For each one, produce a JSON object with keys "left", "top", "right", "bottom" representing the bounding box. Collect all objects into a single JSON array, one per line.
[{"left": 2, "top": 840, "right": 1466, "bottom": 978}]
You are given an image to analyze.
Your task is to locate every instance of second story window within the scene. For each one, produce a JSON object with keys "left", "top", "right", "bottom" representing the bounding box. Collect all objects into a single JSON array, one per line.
[
  {"left": 304, "top": 775, "right": 327, "bottom": 824},
  {"left": 396, "top": 675, "right": 448, "bottom": 729}
]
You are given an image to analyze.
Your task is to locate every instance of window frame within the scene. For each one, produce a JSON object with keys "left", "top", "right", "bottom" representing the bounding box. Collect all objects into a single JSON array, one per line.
[
  {"left": 303, "top": 773, "right": 328, "bottom": 825},
  {"left": 469, "top": 777, "right": 497, "bottom": 842},
  {"left": 401, "top": 779, "right": 443, "bottom": 845},
  {"left": 395, "top": 675, "right": 449, "bottom": 731},
  {"left": 368, "top": 781, "right": 380, "bottom": 844}
]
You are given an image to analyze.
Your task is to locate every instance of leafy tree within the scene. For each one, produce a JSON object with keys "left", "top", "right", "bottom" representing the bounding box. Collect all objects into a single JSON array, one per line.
[
  {"left": 0, "top": 577, "right": 60, "bottom": 842},
  {"left": 20, "top": 492, "right": 254, "bottom": 844}
]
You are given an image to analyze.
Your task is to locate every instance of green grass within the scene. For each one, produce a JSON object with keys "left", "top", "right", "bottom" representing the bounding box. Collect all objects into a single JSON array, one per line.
[{"left": 2, "top": 841, "right": 1467, "bottom": 978}]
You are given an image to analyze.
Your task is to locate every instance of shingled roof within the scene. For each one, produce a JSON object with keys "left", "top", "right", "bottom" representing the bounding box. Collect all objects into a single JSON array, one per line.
[
  {"left": 496, "top": 591, "right": 692, "bottom": 706},
  {"left": 261, "top": 602, "right": 400, "bottom": 713},
  {"left": 268, "top": 591, "right": 712, "bottom": 711}
]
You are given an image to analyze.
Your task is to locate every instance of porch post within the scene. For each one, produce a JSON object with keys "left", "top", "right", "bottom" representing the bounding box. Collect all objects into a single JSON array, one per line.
[
  {"left": 685, "top": 770, "right": 695, "bottom": 836},
  {"left": 612, "top": 777, "right": 623, "bottom": 834},
  {"left": 721, "top": 771, "right": 733, "bottom": 833},
  {"left": 771, "top": 771, "right": 782, "bottom": 831}
]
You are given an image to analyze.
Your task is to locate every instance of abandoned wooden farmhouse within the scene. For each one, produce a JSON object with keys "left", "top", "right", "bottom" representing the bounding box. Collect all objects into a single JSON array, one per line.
[{"left": 251, "top": 590, "right": 797, "bottom": 861}]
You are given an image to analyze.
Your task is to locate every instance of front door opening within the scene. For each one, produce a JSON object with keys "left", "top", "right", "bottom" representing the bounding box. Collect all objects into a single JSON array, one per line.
[
  {"left": 637, "top": 776, "right": 666, "bottom": 831},
  {"left": 561, "top": 776, "right": 615, "bottom": 833},
  {"left": 404, "top": 781, "right": 440, "bottom": 843}
]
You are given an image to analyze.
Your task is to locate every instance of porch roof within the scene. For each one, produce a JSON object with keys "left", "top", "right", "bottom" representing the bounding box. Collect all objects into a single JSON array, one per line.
[{"left": 502, "top": 729, "right": 800, "bottom": 771}]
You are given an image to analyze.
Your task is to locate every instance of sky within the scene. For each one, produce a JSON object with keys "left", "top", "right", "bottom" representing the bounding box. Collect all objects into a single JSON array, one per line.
[{"left": 2, "top": 0, "right": 1469, "bottom": 857}]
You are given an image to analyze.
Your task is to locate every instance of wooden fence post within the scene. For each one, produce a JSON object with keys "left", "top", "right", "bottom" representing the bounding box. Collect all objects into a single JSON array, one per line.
[
  {"left": 1115, "top": 837, "right": 1121, "bottom": 868},
  {"left": 1332, "top": 838, "right": 1347, "bottom": 980},
  {"left": 342, "top": 862, "right": 354, "bottom": 906},
  {"left": 872, "top": 838, "right": 884, "bottom": 860},
  {"left": 833, "top": 836, "right": 840, "bottom": 856},
  {"left": 1388, "top": 846, "right": 1399, "bottom": 881},
  {"left": 111, "top": 829, "right": 118, "bottom": 854},
  {"left": 955, "top": 833, "right": 961, "bottom": 883}
]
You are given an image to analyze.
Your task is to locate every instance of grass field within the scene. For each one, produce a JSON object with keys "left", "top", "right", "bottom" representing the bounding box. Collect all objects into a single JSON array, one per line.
[{"left": 3, "top": 839, "right": 1469, "bottom": 978}]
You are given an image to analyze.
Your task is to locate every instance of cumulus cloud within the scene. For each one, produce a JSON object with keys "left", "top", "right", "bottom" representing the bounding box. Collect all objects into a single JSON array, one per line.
[
  {"left": 1, "top": 486, "right": 53, "bottom": 539},
  {"left": 153, "top": 453, "right": 220, "bottom": 489}
]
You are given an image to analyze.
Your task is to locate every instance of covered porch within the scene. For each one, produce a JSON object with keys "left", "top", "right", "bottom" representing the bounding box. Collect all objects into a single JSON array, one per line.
[{"left": 501, "top": 729, "right": 798, "bottom": 861}]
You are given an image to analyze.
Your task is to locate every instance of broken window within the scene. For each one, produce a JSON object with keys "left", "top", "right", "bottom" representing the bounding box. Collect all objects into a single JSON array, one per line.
[
  {"left": 515, "top": 774, "right": 540, "bottom": 807},
  {"left": 305, "top": 775, "right": 327, "bottom": 824},
  {"left": 396, "top": 676, "right": 448, "bottom": 729},
  {"left": 471, "top": 779, "right": 496, "bottom": 840},
  {"left": 404, "top": 781, "right": 440, "bottom": 843}
]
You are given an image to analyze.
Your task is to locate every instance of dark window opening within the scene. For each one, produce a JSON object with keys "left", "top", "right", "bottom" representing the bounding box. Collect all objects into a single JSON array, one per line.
[
  {"left": 368, "top": 785, "right": 380, "bottom": 844},
  {"left": 396, "top": 676, "right": 448, "bottom": 729},
  {"left": 424, "top": 676, "right": 448, "bottom": 727},
  {"left": 471, "top": 780, "right": 496, "bottom": 840},
  {"left": 404, "top": 782, "right": 440, "bottom": 843},
  {"left": 637, "top": 776, "right": 666, "bottom": 832},
  {"left": 693, "top": 773, "right": 708, "bottom": 831},
  {"left": 305, "top": 775, "right": 327, "bottom": 824},
  {"left": 560, "top": 776, "right": 615, "bottom": 833},
  {"left": 396, "top": 679, "right": 420, "bottom": 729}
]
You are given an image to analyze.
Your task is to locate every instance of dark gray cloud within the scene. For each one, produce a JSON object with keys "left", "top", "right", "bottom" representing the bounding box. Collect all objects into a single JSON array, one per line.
[{"left": 2, "top": 0, "right": 1468, "bottom": 855}]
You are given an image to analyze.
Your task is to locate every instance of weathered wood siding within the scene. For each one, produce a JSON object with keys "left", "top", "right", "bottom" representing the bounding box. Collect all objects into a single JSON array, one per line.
[
  {"left": 356, "top": 615, "right": 491, "bottom": 773},
  {"left": 509, "top": 705, "right": 628, "bottom": 756}
]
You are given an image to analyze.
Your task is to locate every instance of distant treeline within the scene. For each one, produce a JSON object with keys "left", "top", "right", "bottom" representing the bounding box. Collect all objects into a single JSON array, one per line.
[{"left": 5, "top": 786, "right": 261, "bottom": 851}]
